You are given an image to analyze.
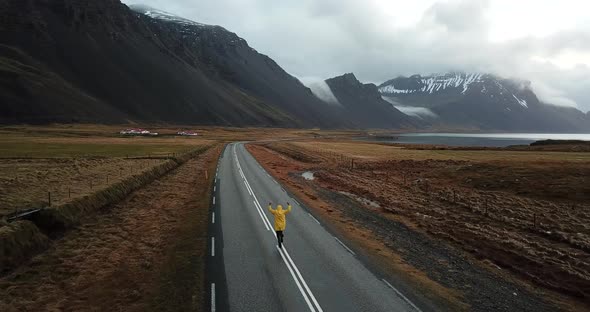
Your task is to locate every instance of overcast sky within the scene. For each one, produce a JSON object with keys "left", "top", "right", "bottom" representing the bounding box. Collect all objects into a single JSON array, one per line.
[{"left": 123, "top": 0, "right": 590, "bottom": 112}]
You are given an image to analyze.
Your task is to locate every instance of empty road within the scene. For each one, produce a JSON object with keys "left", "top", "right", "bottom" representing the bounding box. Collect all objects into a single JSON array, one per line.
[{"left": 207, "top": 142, "right": 423, "bottom": 312}]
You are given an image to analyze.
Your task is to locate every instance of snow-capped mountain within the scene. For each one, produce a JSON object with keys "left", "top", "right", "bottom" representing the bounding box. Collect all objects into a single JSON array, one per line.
[
  {"left": 380, "top": 73, "right": 531, "bottom": 109},
  {"left": 380, "top": 73, "right": 486, "bottom": 95},
  {"left": 379, "top": 73, "right": 589, "bottom": 131}
]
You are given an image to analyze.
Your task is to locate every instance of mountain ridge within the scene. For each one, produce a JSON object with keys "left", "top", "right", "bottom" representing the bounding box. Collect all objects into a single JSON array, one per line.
[
  {"left": 377, "top": 72, "right": 590, "bottom": 131},
  {"left": 0, "top": 1, "right": 587, "bottom": 131},
  {"left": 0, "top": 0, "right": 350, "bottom": 127}
]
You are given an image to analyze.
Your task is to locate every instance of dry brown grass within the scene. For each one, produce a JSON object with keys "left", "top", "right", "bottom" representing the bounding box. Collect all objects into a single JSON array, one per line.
[
  {"left": 252, "top": 139, "right": 590, "bottom": 311},
  {"left": 292, "top": 140, "right": 590, "bottom": 163},
  {"left": 0, "top": 145, "right": 221, "bottom": 311},
  {"left": 0, "top": 158, "right": 170, "bottom": 216}
]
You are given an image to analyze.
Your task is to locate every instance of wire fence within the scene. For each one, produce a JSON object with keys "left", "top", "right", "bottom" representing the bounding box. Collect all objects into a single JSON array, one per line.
[{"left": 3, "top": 153, "right": 183, "bottom": 221}]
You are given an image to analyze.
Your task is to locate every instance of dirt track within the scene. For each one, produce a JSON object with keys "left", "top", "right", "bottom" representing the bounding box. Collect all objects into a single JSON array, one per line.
[
  {"left": 0, "top": 146, "right": 220, "bottom": 311},
  {"left": 247, "top": 142, "right": 590, "bottom": 312}
]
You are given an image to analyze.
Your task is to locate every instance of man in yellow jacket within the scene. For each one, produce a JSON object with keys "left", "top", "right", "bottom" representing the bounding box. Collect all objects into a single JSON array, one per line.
[{"left": 268, "top": 202, "right": 292, "bottom": 248}]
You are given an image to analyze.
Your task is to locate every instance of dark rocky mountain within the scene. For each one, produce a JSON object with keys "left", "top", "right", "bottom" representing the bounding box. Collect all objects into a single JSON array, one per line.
[
  {"left": 379, "top": 73, "right": 590, "bottom": 132},
  {"left": 1, "top": 1, "right": 586, "bottom": 131},
  {"left": 0, "top": 0, "right": 349, "bottom": 127},
  {"left": 324, "top": 73, "right": 416, "bottom": 129}
]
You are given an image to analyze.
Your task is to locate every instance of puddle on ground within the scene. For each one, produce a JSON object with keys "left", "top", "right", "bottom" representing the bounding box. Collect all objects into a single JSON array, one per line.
[
  {"left": 302, "top": 171, "right": 315, "bottom": 180},
  {"left": 339, "top": 191, "right": 381, "bottom": 209}
]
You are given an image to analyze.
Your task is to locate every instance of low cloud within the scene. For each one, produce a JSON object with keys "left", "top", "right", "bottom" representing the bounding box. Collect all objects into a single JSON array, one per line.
[
  {"left": 394, "top": 106, "right": 438, "bottom": 118},
  {"left": 299, "top": 77, "right": 341, "bottom": 105},
  {"left": 530, "top": 81, "right": 578, "bottom": 107},
  {"left": 382, "top": 96, "right": 437, "bottom": 118}
]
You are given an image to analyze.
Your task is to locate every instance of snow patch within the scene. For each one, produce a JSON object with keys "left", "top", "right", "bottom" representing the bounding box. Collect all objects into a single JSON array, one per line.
[
  {"left": 512, "top": 94, "right": 528, "bottom": 108},
  {"left": 131, "top": 5, "right": 210, "bottom": 27},
  {"left": 379, "top": 73, "right": 484, "bottom": 95}
]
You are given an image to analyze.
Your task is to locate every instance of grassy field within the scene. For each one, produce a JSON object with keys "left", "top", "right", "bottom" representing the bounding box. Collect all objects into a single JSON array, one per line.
[
  {"left": 0, "top": 126, "right": 215, "bottom": 217},
  {"left": 292, "top": 140, "right": 590, "bottom": 163},
  {"left": 0, "top": 146, "right": 221, "bottom": 311}
]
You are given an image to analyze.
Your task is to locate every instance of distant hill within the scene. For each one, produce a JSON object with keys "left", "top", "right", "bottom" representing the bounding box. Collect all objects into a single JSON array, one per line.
[{"left": 378, "top": 73, "right": 590, "bottom": 132}]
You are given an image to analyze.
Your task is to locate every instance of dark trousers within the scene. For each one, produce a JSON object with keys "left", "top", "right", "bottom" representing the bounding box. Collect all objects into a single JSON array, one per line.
[{"left": 276, "top": 230, "right": 284, "bottom": 248}]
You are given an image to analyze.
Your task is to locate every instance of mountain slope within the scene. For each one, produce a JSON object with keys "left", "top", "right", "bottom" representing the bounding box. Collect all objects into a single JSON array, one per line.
[
  {"left": 379, "top": 73, "right": 590, "bottom": 131},
  {"left": 0, "top": 0, "right": 345, "bottom": 127},
  {"left": 129, "top": 5, "right": 348, "bottom": 128},
  {"left": 324, "top": 73, "right": 416, "bottom": 129}
]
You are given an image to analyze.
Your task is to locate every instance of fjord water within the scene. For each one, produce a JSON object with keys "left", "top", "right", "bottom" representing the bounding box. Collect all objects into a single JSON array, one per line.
[{"left": 382, "top": 133, "right": 590, "bottom": 147}]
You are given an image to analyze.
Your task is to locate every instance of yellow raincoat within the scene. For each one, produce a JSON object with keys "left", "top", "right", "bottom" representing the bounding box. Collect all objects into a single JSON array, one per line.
[{"left": 268, "top": 204, "right": 292, "bottom": 231}]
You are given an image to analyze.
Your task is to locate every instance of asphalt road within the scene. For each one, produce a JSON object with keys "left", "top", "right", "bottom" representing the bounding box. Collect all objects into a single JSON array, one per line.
[{"left": 207, "top": 143, "right": 423, "bottom": 312}]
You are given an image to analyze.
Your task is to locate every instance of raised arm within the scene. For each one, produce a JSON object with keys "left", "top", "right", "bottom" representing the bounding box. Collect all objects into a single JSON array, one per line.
[
  {"left": 268, "top": 202, "right": 276, "bottom": 213},
  {"left": 285, "top": 203, "right": 292, "bottom": 214}
]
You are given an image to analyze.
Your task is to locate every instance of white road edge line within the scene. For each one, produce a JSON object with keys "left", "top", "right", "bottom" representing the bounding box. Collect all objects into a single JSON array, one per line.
[
  {"left": 236, "top": 149, "right": 323, "bottom": 312},
  {"left": 282, "top": 248, "right": 324, "bottom": 312},
  {"left": 211, "top": 237, "right": 215, "bottom": 257},
  {"left": 211, "top": 283, "right": 216, "bottom": 312},
  {"left": 382, "top": 279, "right": 423, "bottom": 312},
  {"left": 253, "top": 200, "right": 270, "bottom": 231},
  {"left": 213, "top": 196, "right": 216, "bottom": 205},
  {"left": 212, "top": 212, "right": 215, "bottom": 224},
  {"left": 334, "top": 237, "right": 355, "bottom": 255},
  {"left": 277, "top": 246, "right": 316, "bottom": 312},
  {"left": 254, "top": 200, "right": 272, "bottom": 227},
  {"left": 243, "top": 180, "right": 253, "bottom": 196},
  {"left": 308, "top": 213, "right": 321, "bottom": 225},
  {"left": 245, "top": 179, "right": 255, "bottom": 196}
]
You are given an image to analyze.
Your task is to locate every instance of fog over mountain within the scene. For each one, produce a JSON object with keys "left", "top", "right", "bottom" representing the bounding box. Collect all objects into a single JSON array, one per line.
[{"left": 122, "top": 0, "right": 590, "bottom": 112}]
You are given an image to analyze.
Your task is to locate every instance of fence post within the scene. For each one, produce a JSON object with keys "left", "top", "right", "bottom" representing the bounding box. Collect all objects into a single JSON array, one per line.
[
  {"left": 485, "top": 198, "right": 488, "bottom": 216},
  {"left": 68, "top": 188, "right": 71, "bottom": 199},
  {"left": 453, "top": 190, "right": 457, "bottom": 203},
  {"left": 533, "top": 213, "right": 537, "bottom": 228},
  {"left": 48, "top": 191, "right": 51, "bottom": 207}
]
